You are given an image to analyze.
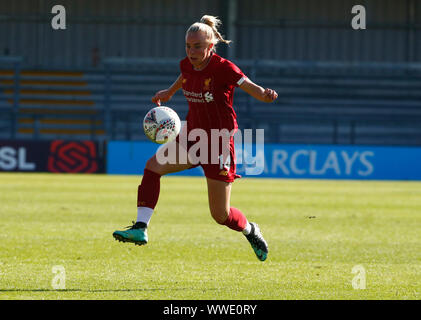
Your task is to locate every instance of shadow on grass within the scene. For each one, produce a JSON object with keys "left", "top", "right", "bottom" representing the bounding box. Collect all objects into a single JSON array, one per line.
[
  {"left": 0, "top": 288, "right": 220, "bottom": 293},
  {"left": 0, "top": 289, "right": 82, "bottom": 292}
]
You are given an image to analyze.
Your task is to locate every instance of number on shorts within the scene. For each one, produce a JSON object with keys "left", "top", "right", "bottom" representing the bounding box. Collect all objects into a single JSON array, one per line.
[{"left": 218, "top": 154, "right": 231, "bottom": 170}]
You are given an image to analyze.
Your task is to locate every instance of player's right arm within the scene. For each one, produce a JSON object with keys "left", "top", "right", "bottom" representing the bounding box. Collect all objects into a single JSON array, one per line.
[
  {"left": 151, "top": 74, "right": 183, "bottom": 106},
  {"left": 239, "top": 77, "right": 278, "bottom": 103}
]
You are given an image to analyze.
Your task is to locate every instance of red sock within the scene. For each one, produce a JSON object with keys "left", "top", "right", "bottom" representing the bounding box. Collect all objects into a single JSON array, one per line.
[
  {"left": 223, "top": 207, "right": 248, "bottom": 232},
  {"left": 137, "top": 168, "right": 161, "bottom": 209}
]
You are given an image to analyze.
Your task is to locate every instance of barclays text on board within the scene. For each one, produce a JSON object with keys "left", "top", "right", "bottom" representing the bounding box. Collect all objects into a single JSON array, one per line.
[
  {"left": 235, "top": 146, "right": 374, "bottom": 178},
  {"left": 106, "top": 141, "right": 421, "bottom": 181}
]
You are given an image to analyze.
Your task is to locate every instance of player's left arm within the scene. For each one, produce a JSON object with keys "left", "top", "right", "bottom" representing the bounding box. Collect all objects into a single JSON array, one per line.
[{"left": 239, "top": 78, "right": 278, "bottom": 103}]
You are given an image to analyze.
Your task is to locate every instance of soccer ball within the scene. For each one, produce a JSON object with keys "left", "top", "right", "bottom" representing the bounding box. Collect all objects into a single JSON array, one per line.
[{"left": 143, "top": 106, "right": 181, "bottom": 144}]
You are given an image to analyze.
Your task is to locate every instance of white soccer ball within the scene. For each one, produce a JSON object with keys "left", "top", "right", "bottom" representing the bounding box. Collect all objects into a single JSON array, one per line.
[{"left": 143, "top": 106, "right": 181, "bottom": 144}]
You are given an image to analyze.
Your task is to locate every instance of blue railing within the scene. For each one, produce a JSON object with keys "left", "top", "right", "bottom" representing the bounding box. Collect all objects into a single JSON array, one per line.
[
  {"left": 0, "top": 56, "right": 22, "bottom": 139},
  {"left": 1, "top": 56, "right": 421, "bottom": 145}
]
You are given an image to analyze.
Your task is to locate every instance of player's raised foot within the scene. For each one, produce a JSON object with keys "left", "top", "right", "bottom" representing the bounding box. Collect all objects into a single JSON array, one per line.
[
  {"left": 245, "top": 223, "right": 268, "bottom": 261},
  {"left": 113, "top": 221, "right": 148, "bottom": 246}
]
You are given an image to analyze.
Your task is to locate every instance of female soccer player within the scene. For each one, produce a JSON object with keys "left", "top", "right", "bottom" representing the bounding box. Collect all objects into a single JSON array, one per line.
[{"left": 113, "top": 15, "right": 278, "bottom": 261}]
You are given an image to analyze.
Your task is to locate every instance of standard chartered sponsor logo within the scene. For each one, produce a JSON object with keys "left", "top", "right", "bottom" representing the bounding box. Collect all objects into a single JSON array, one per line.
[
  {"left": 182, "top": 90, "right": 214, "bottom": 103},
  {"left": 182, "top": 89, "right": 205, "bottom": 103},
  {"left": 182, "top": 89, "right": 203, "bottom": 98}
]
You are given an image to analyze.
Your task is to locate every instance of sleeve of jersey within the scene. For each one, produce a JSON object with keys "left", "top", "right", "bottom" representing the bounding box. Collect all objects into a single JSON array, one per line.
[{"left": 223, "top": 61, "right": 247, "bottom": 87}]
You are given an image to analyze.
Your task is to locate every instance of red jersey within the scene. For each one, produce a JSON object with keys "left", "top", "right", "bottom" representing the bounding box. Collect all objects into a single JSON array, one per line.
[{"left": 180, "top": 53, "right": 246, "bottom": 133}]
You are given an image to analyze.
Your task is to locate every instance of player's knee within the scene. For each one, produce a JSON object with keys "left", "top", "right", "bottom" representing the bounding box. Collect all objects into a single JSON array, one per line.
[
  {"left": 210, "top": 208, "right": 229, "bottom": 225},
  {"left": 145, "top": 157, "right": 156, "bottom": 171},
  {"left": 145, "top": 156, "right": 165, "bottom": 176}
]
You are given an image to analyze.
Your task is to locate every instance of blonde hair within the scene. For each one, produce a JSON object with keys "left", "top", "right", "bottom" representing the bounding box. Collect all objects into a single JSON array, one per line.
[{"left": 186, "top": 15, "right": 231, "bottom": 52}]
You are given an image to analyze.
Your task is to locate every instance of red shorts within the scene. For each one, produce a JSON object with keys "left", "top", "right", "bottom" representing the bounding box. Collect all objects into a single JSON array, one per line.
[{"left": 175, "top": 130, "right": 241, "bottom": 183}]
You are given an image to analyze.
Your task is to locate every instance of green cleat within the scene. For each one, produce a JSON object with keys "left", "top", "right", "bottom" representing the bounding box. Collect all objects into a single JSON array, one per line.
[
  {"left": 245, "top": 223, "right": 268, "bottom": 261},
  {"left": 113, "top": 221, "right": 148, "bottom": 246}
]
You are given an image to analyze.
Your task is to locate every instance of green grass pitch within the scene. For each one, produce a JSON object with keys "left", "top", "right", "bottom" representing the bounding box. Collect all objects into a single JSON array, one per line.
[{"left": 0, "top": 172, "right": 420, "bottom": 299}]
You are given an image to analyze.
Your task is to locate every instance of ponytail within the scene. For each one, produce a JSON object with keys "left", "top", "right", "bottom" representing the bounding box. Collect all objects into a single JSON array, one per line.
[
  {"left": 186, "top": 15, "right": 231, "bottom": 51},
  {"left": 200, "top": 15, "right": 231, "bottom": 47}
]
